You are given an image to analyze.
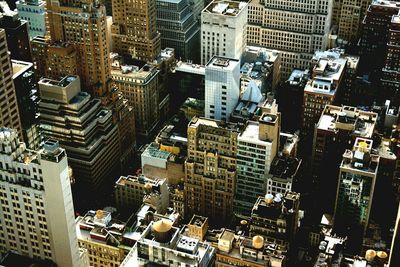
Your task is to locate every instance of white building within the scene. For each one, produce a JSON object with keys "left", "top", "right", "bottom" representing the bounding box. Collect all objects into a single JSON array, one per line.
[
  {"left": 0, "top": 128, "right": 81, "bottom": 267},
  {"left": 247, "top": 0, "right": 332, "bottom": 78},
  {"left": 201, "top": 0, "right": 248, "bottom": 64},
  {"left": 205, "top": 56, "right": 240, "bottom": 121},
  {"left": 16, "top": 0, "right": 46, "bottom": 39}
]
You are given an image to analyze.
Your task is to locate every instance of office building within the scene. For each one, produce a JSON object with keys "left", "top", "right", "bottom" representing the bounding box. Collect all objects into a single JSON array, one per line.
[
  {"left": 389, "top": 203, "right": 400, "bottom": 266},
  {"left": 11, "top": 60, "right": 41, "bottom": 150},
  {"left": 46, "top": 0, "right": 111, "bottom": 96},
  {"left": 359, "top": 0, "right": 400, "bottom": 79},
  {"left": 187, "top": 215, "right": 209, "bottom": 241},
  {"left": 250, "top": 192, "right": 300, "bottom": 250},
  {"left": 334, "top": 138, "right": 380, "bottom": 233},
  {"left": 38, "top": 76, "right": 120, "bottom": 198},
  {"left": 111, "top": 0, "right": 161, "bottom": 62},
  {"left": 312, "top": 105, "right": 378, "bottom": 212},
  {"left": 185, "top": 117, "right": 244, "bottom": 223},
  {"left": 0, "top": 128, "right": 81, "bottom": 267},
  {"left": 240, "top": 46, "right": 281, "bottom": 93},
  {"left": 16, "top": 0, "right": 46, "bottom": 39},
  {"left": 201, "top": 0, "right": 248, "bottom": 64},
  {"left": 156, "top": 0, "right": 200, "bottom": 62},
  {"left": 76, "top": 210, "right": 136, "bottom": 267},
  {"left": 266, "top": 155, "right": 301, "bottom": 195},
  {"left": 111, "top": 59, "right": 160, "bottom": 137},
  {"left": 247, "top": 0, "right": 332, "bottom": 78},
  {"left": 234, "top": 97, "right": 280, "bottom": 215},
  {"left": 206, "top": 228, "right": 286, "bottom": 267},
  {"left": 120, "top": 220, "right": 215, "bottom": 266},
  {"left": 205, "top": 57, "right": 240, "bottom": 121},
  {"left": 0, "top": 29, "right": 22, "bottom": 135},
  {"left": 31, "top": 38, "right": 79, "bottom": 82},
  {"left": 114, "top": 175, "right": 169, "bottom": 213},
  {"left": 335, "top": 0, "right": 370, "bottom": 44},
  {"left": 381, "top": 14, "right": 400, "bottom": 104},
  {"left": 302, "top": 53, "right": 347, "bottom": 134},
  {"left": 0, "top": 2, "right": 32, "bottom": 62}
]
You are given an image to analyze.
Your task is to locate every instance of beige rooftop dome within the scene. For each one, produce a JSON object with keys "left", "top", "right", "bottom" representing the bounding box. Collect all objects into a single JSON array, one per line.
[
  {"left": 153, "top": 219, "right": 173, "bottom": 233},
  {"left": 252, "top": 235, "right": 264, "bottom": 249}
]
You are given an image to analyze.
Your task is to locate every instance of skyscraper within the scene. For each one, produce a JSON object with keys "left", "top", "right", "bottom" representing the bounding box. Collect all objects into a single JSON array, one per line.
[
  {"left": 185, "top": 117, "right": 243, "bottom": 223},
  {"left": 111, "top": 0, "right": 161, "bottom": 62},
  {"left": 0, "top": 128, "right": 81, "bottom": 267},
  {"left": 111, "top": 60, "right": 160, "bottom": 137},
  {"left": 201, "top": 0, "right": 248, "bottom": 65},
  {"left": 0, "top": 28, "right": 22, "bottom": 135},
  {"left": 46, "top": 0, "right": 111, "bottom": 96},
  {"left": 334, "top": 138, "right": 380, "bottom": 233},
  {"left": 247, "top": 0, "right": 332, "bottom": 78},
  {"left": 11, "top": 60, "right": 41, "bottom": 150},
  {"left": 156, "top": 0, "right": 200, "bottom": 62},
  {"left": 359, "top": 0, "right": 400, "bottom": 80},
  {"left": 0, "top": 2, "right": 32, "bottom": 62},
  {"left": 205, "top": 56, "right": 240, "bottom": 121},
  {"left": 38, "top": 76, "right": 120, "bottom": 202},
  {"left": 381, "top": 13, "right": 400, "bottom": 104},
  {"left": 16, "top": 0, "right": 46, "bottom": 39}
]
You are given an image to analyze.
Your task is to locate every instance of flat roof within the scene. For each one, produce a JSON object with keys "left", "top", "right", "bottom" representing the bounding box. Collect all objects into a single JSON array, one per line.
[
  {"left": 206, "top": 56, "right": 240, "bottom": 71},
  {"left": 11, "top": 60, "right": 32, "bottom": 78},
  {"left": 239, "top": 121, "right": 270, "bottom": 144},
  {"left": 203, "top": 0, "right": 248, "bottom": 16}
]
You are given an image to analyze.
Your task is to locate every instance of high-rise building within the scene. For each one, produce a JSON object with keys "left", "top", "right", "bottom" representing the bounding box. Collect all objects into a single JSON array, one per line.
[
  {"left": 234, "top": 98, "right": 280, "bottom": 215},
  {"left": 46, "top": 0, "right": 111, "bottom": 96},
  {"left": 302, "top": 54, "right": 348, "bottom": 134},
  {"left": 38, "top": 76, "right": 120, "bottom": 200},
  {"left": 381, "top": 13, "right": 400, "bottom": 105},
  {"left": 185, "top": 117, "right": 244, "bottom": 223},
  {"left": 312, "top": 105, "right": 378, "bottom": 212},
  {"left": 205, "top": 56, "right": 240, "bottom": 121},
  {"left": 389, "top": 202, "right": 400, "bottom": 266},
  {"left": 16, "top": 0, "right": 46, "bottom": 39},
  {"left": 247, "top": 0, "right": 332, "bottom": 78},
  {"left": 11, "top": 60, "right": 41, "bottom": 150},
  {"left": 111, "top": 0, "right": 161, "bottom": 62},
  {"left": 250, "top": 192, "right": 300, "bottom": 250},
  {"left": 0, "top": 2, "right": 32, "bottom": 62},
  {"left": 334, "top": 138, "right": 380, "bottom": 233},
  {"left": 156, "top": 0, "right": 200, "bottom": 62},
  {"left": 335, "top": 0, "right": 370, "bottom": 44},
  {"left": 0, "top": 128, "right": 81, "bottom": 267},
  {"left": 201, "top": 0, "right": 248, "bottom": 65},
  {"left": 0, "top": 29, "right": 22, "bottom": 135},
  {"left": 359, "top": 0, "right": 400, "bottom": 79},
  {"left": 111, "top": 59, "right": 160, "bottom": 137}
]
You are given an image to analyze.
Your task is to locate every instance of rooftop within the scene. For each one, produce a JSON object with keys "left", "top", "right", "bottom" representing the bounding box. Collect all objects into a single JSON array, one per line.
[
  {"left": 287, "top": 69, "right": 309, "bottom": 85},
  {"left": 206, "top": 56, "right": 240, "bottom": 71},
  {"left": 189, "top": 215, "right": 208, "bottom": 227},
  {"left": 239, "top": 121, "right": 269, "bottom": 144},
  {"left": 203, "top": 0, "right": 247, "bottom": 16},
  {"left": 142, "top": 144, "right": 172, "bottom": 160},
  {"left": 269, "top": 155, "right": 301, "bottom": 181},
  {"left": 39, "top": 75, "right": 78, "bottom": 88},
  {"left": 189, "top": 117, "right": 245, "bottom": 133},
  {"left": 115, "top": 175, "right": 165, "bottom": 190},
  {"left": 76, "top": 210, "right": 133, "bottom": 247},
  {"left": 341, "top": 138, "right": 380, "bottom": 174},
  {"left": 11, "top": 60, "right": 33, "bottom": 79},
  {"left": 174, "top": 61, "right": 206, "bottom": 76},
  {"left": 317, "top": 105, "right": 377, "bottom": 138},
  {"left": 252, "top": 192, "right": 300, "bottom": 220}
]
